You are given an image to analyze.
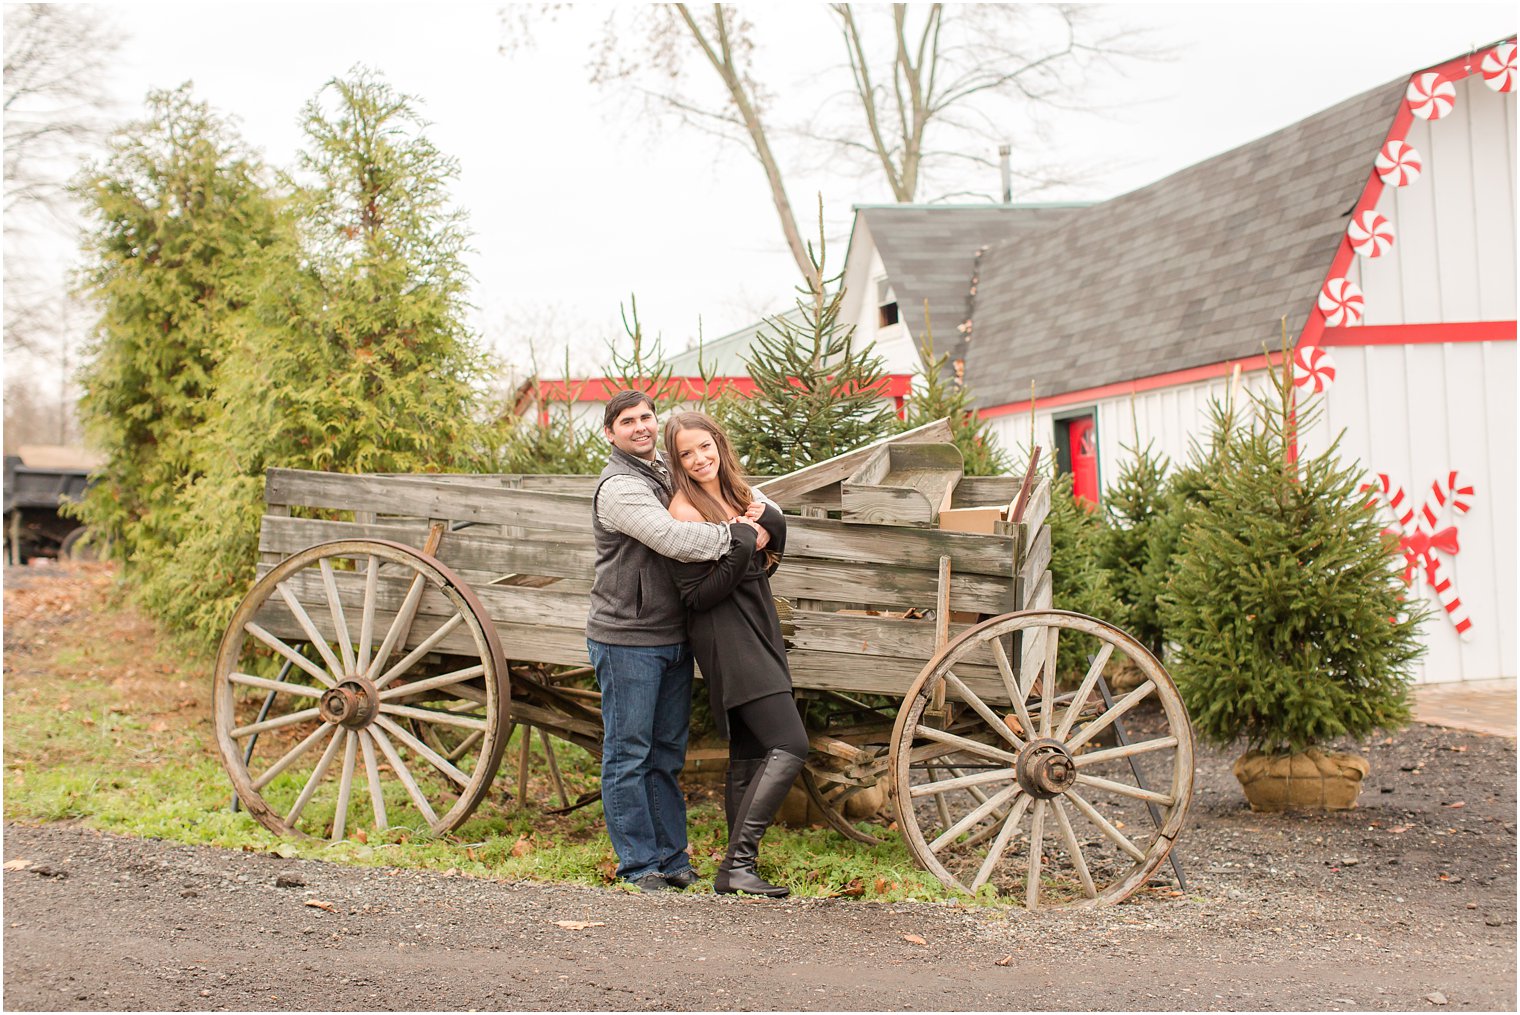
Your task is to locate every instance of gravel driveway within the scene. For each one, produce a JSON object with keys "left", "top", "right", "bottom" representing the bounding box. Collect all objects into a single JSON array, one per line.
[{"left": 4, "top": 717, "right": 1514, "bottom": 1013}]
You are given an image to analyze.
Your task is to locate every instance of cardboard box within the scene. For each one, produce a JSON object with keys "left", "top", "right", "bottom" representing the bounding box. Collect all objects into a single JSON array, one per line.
[{"left": 937, "top": 505, "right": 1005, "bottom": 534}]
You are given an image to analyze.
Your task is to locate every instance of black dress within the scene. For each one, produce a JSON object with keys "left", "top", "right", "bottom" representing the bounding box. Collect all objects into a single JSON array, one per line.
[{"left": 671, "top": 503, "right": 791, "bottom": 740}]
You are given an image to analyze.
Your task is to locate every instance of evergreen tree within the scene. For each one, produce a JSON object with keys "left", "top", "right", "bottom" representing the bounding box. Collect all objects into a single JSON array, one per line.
[
  {"left": 155, "top": 69, "right": 498, "bottom": 640},
  {"left": 1046, "top": 468, "right": 1126, "bottom": 626},
  {"left": 902, "top": 301, "right": 1011, "bottom": 476},
  {"left": 725, "top": 205, "right": 898, "bottom": 474},
  {"left": 1159, "top": 362, "right": 1425, "bottom": 754},
  {"left": 1098, "top": 439, "right": 1170, "bottom": 655},
  {"left": 72, "top": 85, "right": 287, "bottom": 576}
]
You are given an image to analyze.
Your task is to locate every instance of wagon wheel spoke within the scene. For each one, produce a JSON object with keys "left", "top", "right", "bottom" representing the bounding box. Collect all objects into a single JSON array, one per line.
[
  {"left": 319, "top": 557, "right": 357, "bottom": 676},
  {"left": 213, "top": 540, "right": 508, "bottom": 841},
  {"left": 891, "top": 610, "right": 1193, "bottom": 908},
  {"left": 1050, "top": 797, "right": 1097, "bottom": 899},
  {"left": 358, "top": 730, "right": 389, "bottom": 831},
  {"left": 331, "top": 730, "right": 359, "bottom": 841}
]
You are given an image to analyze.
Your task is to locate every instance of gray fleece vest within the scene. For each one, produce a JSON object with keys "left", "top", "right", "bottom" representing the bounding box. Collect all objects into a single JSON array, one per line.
[{"left": 585, "top": 448, "right": 688, "bottom": 646}]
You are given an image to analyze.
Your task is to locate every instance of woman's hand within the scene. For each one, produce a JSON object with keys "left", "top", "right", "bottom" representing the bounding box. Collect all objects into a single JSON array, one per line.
[
  {"left": 734, "top": 516, "right": 770, "bottom": 550},
  {"left": 743, "top": 501, "right": 765, "bottom": 521}
]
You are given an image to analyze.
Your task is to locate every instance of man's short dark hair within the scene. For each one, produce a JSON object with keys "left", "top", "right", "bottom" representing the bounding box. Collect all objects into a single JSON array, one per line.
[{"left": 603, "top": 390, "right": 656, "bottom": 431}]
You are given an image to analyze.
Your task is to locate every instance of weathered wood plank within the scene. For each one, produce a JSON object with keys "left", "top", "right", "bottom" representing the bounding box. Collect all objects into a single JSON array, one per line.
[
  {"left": 1018, "top": 525, "right": 1052, "bottom": 596},
  {"left": 787, "top": 610, "right": 1003, "bottom": 670},
  {"left": 265, "top": 469, "right": 593, "bottom": 532},
  {"left": 770, "top": 560, "right": 1014, "bottom": 615},
  {"left": 784, "top": 515, "right": 1015, "bottom": 577},
  {"left": 839, "top": 485, "right": 937, "bottom": 526},
  {"left": 754, "top": 418, "right": 952, "bottom": 504},
  {"left": 258, "top": 516, "right": 598, "bottom": 579},
  {"left": 1019, "top": 478, "right": 1052, "bottom": 551},
  {"left": 952, "top": 476, "right": 1019, "bottom": 508},
  {"left": 785, "top": 649, "right": 1009, "bottom": 703}
]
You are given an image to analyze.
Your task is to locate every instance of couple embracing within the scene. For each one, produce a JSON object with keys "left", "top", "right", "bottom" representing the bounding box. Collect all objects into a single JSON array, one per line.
[{"left": 585, "top": 390, "right": 806, "bottom": 897}]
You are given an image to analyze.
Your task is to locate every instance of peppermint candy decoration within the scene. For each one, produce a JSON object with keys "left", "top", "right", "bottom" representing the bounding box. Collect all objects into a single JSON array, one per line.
[
  {"left": 1482, "top": 43, "right": 1516, "bottom": 92},
  {"left": 1318, "top": 277, "right": 1365, "bottom": 326},
  {"left": 1348, "top": 210, "right": 1394, "bottom": 258},
  {"left": 1375, "top": 140, "right": 1422, "bottom": 187},
  {"left": 1407, "top": 72, "right": 1456, "bottom": 120},
  {"left": 1292, "top": 345, "right": 1337, "bottom": 394}
]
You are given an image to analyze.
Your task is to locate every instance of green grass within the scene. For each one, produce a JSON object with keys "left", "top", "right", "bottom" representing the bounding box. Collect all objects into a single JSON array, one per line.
[{"left": 2, "top": 577, "right": 974, "bottom": 904}]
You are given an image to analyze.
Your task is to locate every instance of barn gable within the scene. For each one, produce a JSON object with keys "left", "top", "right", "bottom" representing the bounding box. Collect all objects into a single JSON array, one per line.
[{"left": 960, "top": 78, "right": 1407, "bottom": 409}]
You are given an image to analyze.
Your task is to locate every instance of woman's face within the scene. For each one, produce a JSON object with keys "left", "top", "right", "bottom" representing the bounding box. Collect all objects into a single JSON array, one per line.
[{"left": 674, "top": 426, "right": 721, "bottom": 484}]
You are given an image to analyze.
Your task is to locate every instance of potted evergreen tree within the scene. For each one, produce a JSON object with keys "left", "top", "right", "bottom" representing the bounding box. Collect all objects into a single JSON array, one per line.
[{"left": 1159, "top": 355, "right": 1426, "bottom": 811}]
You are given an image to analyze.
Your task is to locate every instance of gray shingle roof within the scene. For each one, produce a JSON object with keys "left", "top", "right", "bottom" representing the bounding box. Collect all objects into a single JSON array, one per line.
[
  {"left": 663, "top": 307, "right": 806, "bottom": 376},
  {"left": 962, "top": 76, "right": 1408, "bottom": 407},
  {"left": 855, "top": 204, "right": 1086, "bottom": 351}
]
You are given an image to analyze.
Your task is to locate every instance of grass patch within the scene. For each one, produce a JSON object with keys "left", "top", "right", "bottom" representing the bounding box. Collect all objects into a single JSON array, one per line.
[{"left": 3, "top": 568, "right": 978, "bottom": 905}]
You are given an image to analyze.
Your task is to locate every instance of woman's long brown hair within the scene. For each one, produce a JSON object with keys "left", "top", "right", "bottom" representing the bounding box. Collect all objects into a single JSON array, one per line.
[{"left": 663, "top": 411, "right": 753, "bottom": 523}]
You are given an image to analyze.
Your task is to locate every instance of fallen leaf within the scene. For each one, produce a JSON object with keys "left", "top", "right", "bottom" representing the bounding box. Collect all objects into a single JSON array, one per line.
[
  {"left": 3, "top": 860, "right": 31, "bottom": 871},
  {"left": 554, "top": 920, "right": 606, "bottom": 931},
  {"left": 1446, "top": 801, "right": 1466, "bottom": 809},
  {"left": 831, "top": 879, "right": 865, "bottom": 898},
  {"left": 902, "top": 934, "right": 927, "bottom": 946},
  {"left": 1388, "top": 825, "right": 1411, "bottom": 833},
  {"left": 994, "top": 954, "right": 1015, "bottom": 966},
  {"left": 149, "top": 720, "right": 168, "bottom": 733},
  {"left": 79, "top": 716, "right": 95, "bottom": 726},
  {"left": 510, "top": 836, "right": 534, "bottom": 858},
  {"left": 304, "top": 900, "right": 335, "bottom": 911},
  {"left": 353, "top": 830, "right": 367, "bottom": 844},
  {"left": 1425, "top": 991, "right": 1448, "bottom": 1006},
  {"left": 873, "top": 878, "right": 889, "bottom": 895}
]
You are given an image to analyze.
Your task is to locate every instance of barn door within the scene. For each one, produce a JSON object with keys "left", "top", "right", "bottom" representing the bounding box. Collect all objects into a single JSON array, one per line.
[{"left": 1056, "top": 413, "right": 1099, "bottom": 509}]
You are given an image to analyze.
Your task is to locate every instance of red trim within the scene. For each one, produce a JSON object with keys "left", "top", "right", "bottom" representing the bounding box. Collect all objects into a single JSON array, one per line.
[
  {"left": 978, "top": 353, "right": 1280, "bottom": 418},
  {"left": 1321, "top": 321, "right": 1517, "bottom": 347},
  {"left": 516, "top": 373, "right": 914, "bottom": 420},
  {"left": 1299, "top": 41, "right": 1514, "bottom": 354}
]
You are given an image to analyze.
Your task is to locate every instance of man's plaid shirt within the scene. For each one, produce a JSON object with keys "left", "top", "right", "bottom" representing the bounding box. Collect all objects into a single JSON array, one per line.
[{"left": 594, "top": 453, "right": 731, "bottom": 562}]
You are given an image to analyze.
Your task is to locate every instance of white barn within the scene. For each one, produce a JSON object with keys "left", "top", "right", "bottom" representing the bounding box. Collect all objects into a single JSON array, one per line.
[{"left": 837, "top": 41, "right": 1517, "bottom": 684}]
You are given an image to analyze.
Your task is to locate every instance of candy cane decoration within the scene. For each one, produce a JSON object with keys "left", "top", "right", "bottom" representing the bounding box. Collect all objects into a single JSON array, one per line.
[
  {"left": 1318, "top": 277, "right": 1364, "bottom": 326},
  {"left": 1348, "top": 210, "right": 1394, "bottom": 258},
  {"left": 1407, "top": 72, "right": 1456, "bottom": 120},
  {"left": 1375, "top": 140, "right": 1422, "bottom": 187},
  {"left": 1292, "top": 345, "right": 1337, "bottom": 394},
  {"left": 1362, "top": 471, "right": 1476, "bottom": 639},
  {"left": 1482, "top": 42, "right": 1516, "bottom": 93}
]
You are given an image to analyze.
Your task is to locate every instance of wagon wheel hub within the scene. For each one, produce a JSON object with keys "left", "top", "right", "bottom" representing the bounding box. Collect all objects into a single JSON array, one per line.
[
  {"left": 1016, "top": 738, "right": 1077, "bottom": 799},
  {"left": 319, "top": 678, "right": 378, "bottom": 729}
]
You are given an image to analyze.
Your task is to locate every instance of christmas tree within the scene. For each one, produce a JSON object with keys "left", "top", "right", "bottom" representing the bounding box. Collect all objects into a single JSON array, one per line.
[
  {"left": 1159, "top": 356, "right": 1425, "bottom": 754},
  {"left": 725, "top": 203, "right": 898, "bottom": 474},
  {"left": 1098, "top": 438, "right": 1170, "bottom": 655}
]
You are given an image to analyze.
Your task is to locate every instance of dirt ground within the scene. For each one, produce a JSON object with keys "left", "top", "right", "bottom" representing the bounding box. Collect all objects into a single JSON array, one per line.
[{"left": 3, "top": 565, "right": 1517, "bottom": 1011}]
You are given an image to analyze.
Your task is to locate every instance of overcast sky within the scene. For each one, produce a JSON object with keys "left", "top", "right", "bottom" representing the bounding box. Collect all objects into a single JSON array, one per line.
[{"left": 18, "top": 2, "right": 1520, "bottom": 383}]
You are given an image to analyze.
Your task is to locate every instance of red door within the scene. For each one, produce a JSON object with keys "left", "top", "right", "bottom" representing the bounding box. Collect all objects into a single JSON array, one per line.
[{"left": 1066, "top": 416, "right": 1099, "bottom": 508}]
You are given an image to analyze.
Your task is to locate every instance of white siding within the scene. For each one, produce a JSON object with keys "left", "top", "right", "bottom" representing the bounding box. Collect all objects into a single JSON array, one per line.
[
  {"left": 1354, "top": 75, "right": 1518, "bottom": 324},
  {"left": 838, "top": 224, "right": 920, "bottom": 375},
  {"left": 984, "top": 345, "right": 1515, "bottom": 686},
  {"left": 1302, "top": 341, "right": 1517, "bottom": 684}
]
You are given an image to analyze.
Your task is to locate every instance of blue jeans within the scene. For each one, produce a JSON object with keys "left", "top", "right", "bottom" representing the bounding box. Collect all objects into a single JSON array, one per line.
[{"left": 587, "top": 639, "right": 695, "bottom": 881}]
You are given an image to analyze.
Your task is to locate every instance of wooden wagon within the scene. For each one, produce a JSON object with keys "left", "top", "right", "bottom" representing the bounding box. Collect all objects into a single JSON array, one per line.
[{"left": 214, "top": 420, "right": 1194, "bottom": 909}]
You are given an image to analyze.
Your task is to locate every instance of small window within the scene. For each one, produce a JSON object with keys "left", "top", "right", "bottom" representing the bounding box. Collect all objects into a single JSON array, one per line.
[{"left": 878, "top": 301, "right": 900, "bottom": 327}]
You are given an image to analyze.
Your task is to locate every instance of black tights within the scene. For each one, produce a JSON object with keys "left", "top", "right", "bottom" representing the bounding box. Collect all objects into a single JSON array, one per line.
[{"left": 727, "top": 692, "right": 809, "bottom": 762}]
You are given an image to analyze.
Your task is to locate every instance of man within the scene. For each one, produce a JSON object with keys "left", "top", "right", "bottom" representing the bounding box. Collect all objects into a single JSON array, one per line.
[{"left": 586, "top": 390, "right": 768, "bottom": 891}]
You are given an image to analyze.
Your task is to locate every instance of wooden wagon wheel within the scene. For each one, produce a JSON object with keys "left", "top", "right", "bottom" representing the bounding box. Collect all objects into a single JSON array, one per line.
[
  {"left": 889, "top": 610, "right": 1193, "bottom": 909},
  {"left": 213, "top": 539, "right": 509, "bottom": 840}
]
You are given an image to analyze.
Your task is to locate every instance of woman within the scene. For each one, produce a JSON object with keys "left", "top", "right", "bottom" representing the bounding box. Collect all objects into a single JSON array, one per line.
[{"left": 662, "top": 411, "right": 808, "bottom": 898}]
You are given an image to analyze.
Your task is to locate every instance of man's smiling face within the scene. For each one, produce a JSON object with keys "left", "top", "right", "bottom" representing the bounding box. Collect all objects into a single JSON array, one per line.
[{"left": 605, "top": 400, "right": 659, "bottom": 460}]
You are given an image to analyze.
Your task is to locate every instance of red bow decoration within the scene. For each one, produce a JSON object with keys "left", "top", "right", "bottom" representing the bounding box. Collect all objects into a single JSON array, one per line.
[{"left": 1390, "top": 526, "right": 1461, "bottom": 585}]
